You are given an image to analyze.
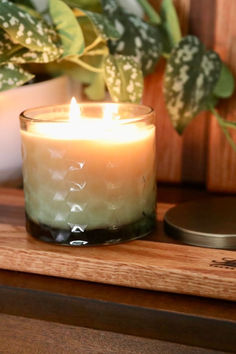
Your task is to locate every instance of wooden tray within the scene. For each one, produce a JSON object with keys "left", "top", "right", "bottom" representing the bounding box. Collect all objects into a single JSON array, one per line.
[{"left": 0, "top": 188, "right": 235, "bottom": 301}]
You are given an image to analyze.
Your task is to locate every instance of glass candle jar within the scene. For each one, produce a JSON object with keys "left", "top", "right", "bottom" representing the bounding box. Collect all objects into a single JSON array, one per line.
[{"left": 20, "top": 102, "right": 157, "bottom": 246}]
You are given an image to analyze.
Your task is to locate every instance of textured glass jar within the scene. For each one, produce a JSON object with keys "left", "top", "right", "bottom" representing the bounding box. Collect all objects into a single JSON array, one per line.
[{"left": 20, "top": 103, "right": 156, "bottom": 246}]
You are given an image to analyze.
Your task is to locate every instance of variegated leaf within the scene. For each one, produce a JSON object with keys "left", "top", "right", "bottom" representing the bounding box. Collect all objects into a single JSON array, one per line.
[
  {"left": 0, "top": 0, "right": 58, "bottom": 53},
  {"left": 0, "top": 29, "right": 22, "bottom": 64},
  {"left": 104, "top": 54, "right": 143, "bottom": 103},
  {"left": 15, "top": 4, "right": 43, "bottom": 19},
  {"left": 0, "top": 29, "right": 60, "bottom": 64},
  {"left": 10, "top": 0, "right": 35, "bottom": 8},
  {"left": 164, "top": 35, "right": 222, "bottom": 133},
  {"left": 101, "top": 0, "right": 162, "bottom": 75},
  {"left": 10, "top": 47, "right": 61, "bottom": 64},
  {"left": 75, "top": 9, "right": 120, "bottom": 41},
  {"left": 0, "top": 62, "right": 34, "bottom": 91},
  {"left": 49, "top": 0, "right": 85, "bottom": 57}
]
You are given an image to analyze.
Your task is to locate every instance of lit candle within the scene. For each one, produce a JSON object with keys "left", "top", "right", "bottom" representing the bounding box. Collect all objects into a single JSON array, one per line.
[{"left": 20, "top": 100, "right": 156, "bottom": 246}]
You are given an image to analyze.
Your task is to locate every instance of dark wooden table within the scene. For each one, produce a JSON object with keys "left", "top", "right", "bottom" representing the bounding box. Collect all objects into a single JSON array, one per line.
[{"left": 0, "top": 184, "right": 235, "bottom": 353}]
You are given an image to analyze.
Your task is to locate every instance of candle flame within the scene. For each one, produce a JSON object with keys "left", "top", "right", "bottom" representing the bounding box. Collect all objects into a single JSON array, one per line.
[{"left": 69, "top": 97, "right": 80, "bottom": 123}]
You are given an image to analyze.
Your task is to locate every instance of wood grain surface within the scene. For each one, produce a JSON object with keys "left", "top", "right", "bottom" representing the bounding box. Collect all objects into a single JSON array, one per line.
[
  {"left": 207, "top": 0, "right": 236, "bottom": 192},
  {"left": 0, "top": 188, "right": 235, "bottom": 301},
  {"left": 145, "top": 0, "right": 236, "bottom": 191},
  {"left": 143, "top": 0, "right": 190, "bottom": 183},
  {"left": 0, "top": 314, "right": 220, "bottom": 354},
  {"left": 143, "top": 0, "right": 216, "bottom": 184},
  {"left": 181, "top": 0, "right": 215, "bottom": 183}
]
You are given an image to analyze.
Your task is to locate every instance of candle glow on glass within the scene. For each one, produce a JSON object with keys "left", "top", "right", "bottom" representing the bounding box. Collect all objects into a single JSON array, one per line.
[
  {"left": 103, "top": 103, "right": 120, "bottom": 125},
  {"left": 69, "top": 96, "right": 120, "bottom": 128},
  {"left": 20, "top": 102, "right": 156, "bottom": 240},
  {"left": 29, "top": 98, "right": 151, "bottom": 143},
  {"left": 69, "top": 97, "right": 81, "bottom": 123}
]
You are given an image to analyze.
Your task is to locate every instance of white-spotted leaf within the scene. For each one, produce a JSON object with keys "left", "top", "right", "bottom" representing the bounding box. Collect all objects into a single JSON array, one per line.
[
  {"left": 0, "top": 0, "right": 58, "bottom": 53},
  {"left": 104, "top": 54, "right": 143, "bottom": 103},
  {"left": 0, "top": 29, "right": 22, "bottom": 64},
  {"left": 0, "top": 29, "right": 60, "bottom": 64},
  {"left": 10, "top": 47, "right": 61, "bottom": 64},
  {"left": 10, "top": 0, "right": 35, "bottom": 9},
  {"left": 0, "top": 62, "right": 34, "bottom": 91},
  {"left": 49, "top": 0, "right": 85, "bottom": 57},
  {"left": 164, "top": 35, "right": 222, "bottom": 133},
  {"left": 101, "top": 0, "right": 162, "bottom": 75},
  {"left": 75, "top": 9, "right": 120, "bottom": 41}
]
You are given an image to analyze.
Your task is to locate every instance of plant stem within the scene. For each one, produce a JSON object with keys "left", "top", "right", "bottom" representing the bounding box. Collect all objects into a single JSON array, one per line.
[
  {"left": 68, "top": 56, "right": 103, "bottom": 73},
  {"left": 83, "top": 37, "right": 103, "bottom": 54},
  {"left": 84, "top": 48, "right": 108, "bottom": 56},
  {"left": 136, "top": 0, "right": 161, "bottom": 24},
  {"left": 211, "top": 107, "right": 236, "bottom": 152},
  {"left": 162, "top": 52, "right": 170, "bottom": 59},
  {"left": 218, "top": 119, "right": 236, "bottom": 129}
]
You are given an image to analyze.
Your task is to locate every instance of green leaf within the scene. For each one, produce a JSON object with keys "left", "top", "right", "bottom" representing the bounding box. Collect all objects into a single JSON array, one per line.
[
  {"left": 0, "top": 62, "right": 34, "bottom": 91},
  {"left": 157, "top": 24, "right": 172, "bottom": 56},
  {"left": 101, "top": 0, "right": 162, "bottom": 75},
  {"left": 63, "top": 0, "right": 102, "bottom": 12},
  {"left": 77, "top": 15, "right": 98, "bottom": 47},
  {"left": 211, "top": 107, "right": 236, "bottom": 152},
  {"left": 0, "top": 29, "right": 22, "bottom": 64},
  {"left": 75, "top": 9, "right": 120, "bottom": 40},
  {"left": 213, "top": 63, "right": 234, "bottom": 98},
  {"left": 85, "top": 71, "right": 105, "bottom": 100},
  {"left": 0, "top": 29, "right": 60, "bottom": 65},
  {"left": 84, "top": 55, "right": 105, "bottom": 100},
  {"left": 15, "top": 4, "right": 44, "bottom": 19},
  {"left": 160, "top": 0, "right": 182, "bottom": 51},
  {"left": 10, "top": 47, "right": 61, "bottom": 64},
  {"left": 136, "top": 0, "right": 161, "bottom": 25},
  {"left": 45, "top": 59, "right": 95, "bottom": 83},
  {"left": 49, "top": 0, "right": 85, "bottom": 57},
  {"left": 0, "top": 0, "right": 58, "bottom": 53},
  {"left": 205, "top": 94, "right": 219, "bottom": 110},
  {"left": 164, "top": 35, "right": 222, "bottom": 133},
  {"left": 10, "top": 0, "right": 35, "bottom": 8},
  {"left": 104, "top": 54, "right": 143, "bottom": 103}
]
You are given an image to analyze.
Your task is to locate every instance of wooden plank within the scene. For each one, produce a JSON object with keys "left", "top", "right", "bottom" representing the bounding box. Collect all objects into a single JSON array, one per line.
[
  {"left": 181, "top": 112, "right": 209, "bottom": 183},
  {"left": 181, "top": 0, "right": 216, "bottom": 183},
  {"left": 0, "top": 189, "right": 235, "bottom": 301},
  {"left": 1, "top": 270, "right": 235, "bottom": 352},
  {"left": 143, "top": 60, "right": 183, "bottom": 182},
  {"left": 0, "top": 187, "right": 24, "bottom": 206},
  {"left": 0, "top": 314, "right": 217, "bottom": 354},
  {"left": 207, "top": 0, "right": 236, "bottom": 192},
  {"left": 143, "top": 0, "right": 191, "bottom": 183},
  {"left": 144, "top": 0, "right": 216, "bottom": 184}
]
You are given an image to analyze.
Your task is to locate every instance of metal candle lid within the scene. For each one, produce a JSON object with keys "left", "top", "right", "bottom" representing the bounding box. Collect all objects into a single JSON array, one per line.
[{"left": 164, "top": 197, "right": 236, "bottom": 249}]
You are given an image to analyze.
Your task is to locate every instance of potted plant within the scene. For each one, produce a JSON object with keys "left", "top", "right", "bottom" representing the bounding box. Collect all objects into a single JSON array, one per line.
[
  {"left": 0, "top": 0, "right": 235, "bottom": 185},
  {"left": 0, "top": 0, "right": 152, "bottom": 185}
]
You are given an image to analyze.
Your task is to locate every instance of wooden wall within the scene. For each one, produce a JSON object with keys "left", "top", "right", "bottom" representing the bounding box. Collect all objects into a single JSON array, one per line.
[{"left": 143, "top": 0, "right": 236, "bottom": 192}]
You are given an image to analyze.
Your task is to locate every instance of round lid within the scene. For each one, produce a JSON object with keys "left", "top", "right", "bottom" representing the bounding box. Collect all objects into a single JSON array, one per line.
[{"left": 164, "top": 197, "right": 236, "bottom": 249}]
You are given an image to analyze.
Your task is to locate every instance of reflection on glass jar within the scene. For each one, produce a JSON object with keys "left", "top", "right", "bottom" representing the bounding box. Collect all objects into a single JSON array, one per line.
[{"left": 20, "top": 102, "right": 157, "bottom": 246}]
